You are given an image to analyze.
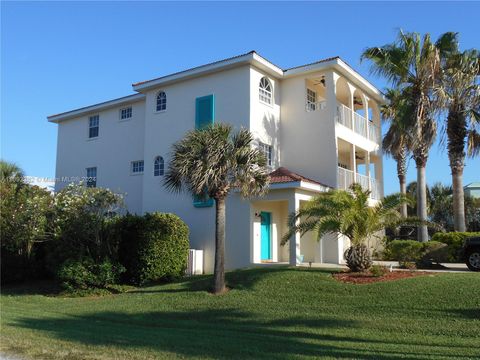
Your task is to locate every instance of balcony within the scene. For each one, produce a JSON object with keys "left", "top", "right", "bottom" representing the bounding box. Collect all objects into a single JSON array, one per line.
[
  {"left": 337, "top": 167, "right": 382, "bottom": 200},
  {"left": 336, "top": 103, "right": 381, "bottom": 144}
]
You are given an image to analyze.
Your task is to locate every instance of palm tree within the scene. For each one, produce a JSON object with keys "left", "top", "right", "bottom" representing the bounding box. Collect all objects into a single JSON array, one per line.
[
  {"left": 381, "top": 88, "right": 413, "bottom": 217},
  {"left": 165, "top": 124, "right": 269, "bottom": 294},
  {"left": 0, "top": 160, "right": 25, "bottom": 189},
  {"left": 282, "top": 184, "right": 416, "bottom": 272},
  {"left": 429, "top": 182, "right": 454, "bottom": 231},
  {"left": 362, "top": 30, "right": 440, "bottom": 242},
  {"left": 435, "top": 32, "right": 480, "bottom": 231}
]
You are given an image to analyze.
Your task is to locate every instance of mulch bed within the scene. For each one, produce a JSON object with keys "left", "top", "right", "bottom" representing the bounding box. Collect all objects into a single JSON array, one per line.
[{"left": 333, "top": 270, "right": 434, "bottom": 284}]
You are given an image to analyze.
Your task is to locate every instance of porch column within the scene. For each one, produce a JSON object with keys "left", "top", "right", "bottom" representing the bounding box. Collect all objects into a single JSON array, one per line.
[
  {"left": 288, "top": 195, "right": 301, "bottom": 266},
  {"left": 351, "top": 144, "right": 357, "bottom": 186},
  {"left": 325, "top": 71, "right": 339, "bottom": 122},
  {"left": 366, "top": 151, "right": 371, "bottom": 192}
]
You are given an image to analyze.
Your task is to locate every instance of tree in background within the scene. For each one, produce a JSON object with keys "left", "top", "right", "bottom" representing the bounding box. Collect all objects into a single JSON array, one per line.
[
  {"left": 435, "top": 32, "right": 480, "bottom": 231},
  {"left": 362, "top": 31, "right": 440, "bottom": 242},
  {"left": 165, "top": 124, "right": 269, "bottom": 294},
  {"left": 1, "top": 160, "right": 54, "bottom": 283},
  {"left": 381, "top": 88, "right": 413, "bottom": 218}
]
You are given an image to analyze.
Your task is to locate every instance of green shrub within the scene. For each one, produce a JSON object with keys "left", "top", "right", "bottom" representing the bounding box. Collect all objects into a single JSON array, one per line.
[
  {"left": 385, "top": 240, "right": 424, "bottom": 262},
  {"left": 117, "top": 212, "right": 190, "bottom": 285},
  {"left": 57, "top": 257, "right": 125, "bottom": 291},
  {"left": 370, "top": 265, "right": 388, "bottom": 277},
  {"left": 430, "top": 232, "right": 480, "bottom": 262},
  {"left": 421, "top": 241, "right": 449, "bottom": 265}
]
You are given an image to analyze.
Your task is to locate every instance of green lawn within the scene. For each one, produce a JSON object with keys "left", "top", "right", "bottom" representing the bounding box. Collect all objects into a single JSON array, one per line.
[{"left": 1, "top": 267, "right": 479, "bottom": 360}]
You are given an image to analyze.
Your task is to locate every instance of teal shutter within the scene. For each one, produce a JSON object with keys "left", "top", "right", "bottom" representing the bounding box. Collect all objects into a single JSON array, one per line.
[
  {"left": 193, "top": 94, "right": 215, "bottom": 208},
  {"left": 195, "top": 94, "right": 215, "bottom": 129}
]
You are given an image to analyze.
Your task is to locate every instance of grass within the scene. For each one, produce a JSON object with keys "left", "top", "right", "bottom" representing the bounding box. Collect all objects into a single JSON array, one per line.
[{"left": 1, "top": 267, "right": 479, "bottom": 360}]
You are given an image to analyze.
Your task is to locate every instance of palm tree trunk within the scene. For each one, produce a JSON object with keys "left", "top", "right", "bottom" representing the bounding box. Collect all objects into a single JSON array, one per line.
[
  {"left": 399, "top": 174, "right": 407, "bottom": 218},
  {"left": 451, "top": 170, "right": 466, "bottom": 231},
  {"left": 396, "top": 148, "right": 408, "bottom": 218},
  {"left": 447, "top": 109, "right": 467, "bottom": 232},
  {"left": 416, "top": 165, "right": 429, "bottom": 242},
  {"left": 213, "top": 197, "right": 226, "bottom": 294}
]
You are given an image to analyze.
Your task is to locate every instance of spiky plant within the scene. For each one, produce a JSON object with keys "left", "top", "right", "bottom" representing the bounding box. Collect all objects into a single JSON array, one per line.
[
  {"left": 165, "top": 123, "right": 269, "bottom": 294},
  {"left": 282, "top": 184, "right": 424, "bottom": 272}
]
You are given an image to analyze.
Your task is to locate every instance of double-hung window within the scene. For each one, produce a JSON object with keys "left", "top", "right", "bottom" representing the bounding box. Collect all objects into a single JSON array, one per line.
[
  {"left": 306, "top": 88, "right": 317, "bottom": 111},
  {"left": 120, "top": 107, "right": 132, "bottom": 120},
  {"left": 89, "top": 115, "right": 99, "bottom": 138},
  {"left": 86, "top": 167, "right": 97, "bottom": 188},
  {"left": 131, "top": 160, "right": 144, "bottom": 174},
  {"left": 259, "top": 142, "right": 272, "bottom": 167}
]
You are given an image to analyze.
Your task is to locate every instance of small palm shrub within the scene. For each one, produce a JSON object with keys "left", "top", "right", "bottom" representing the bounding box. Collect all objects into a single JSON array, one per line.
[
  {"left": 345, "top": 245, "right": 372, "bottom": 272},
  {"left": 283, "top": 184, "right": 420, "bottom": 272}
]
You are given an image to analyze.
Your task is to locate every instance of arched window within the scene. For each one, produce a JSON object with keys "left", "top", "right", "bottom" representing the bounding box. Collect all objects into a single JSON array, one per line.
[
  {"left": 259, "top": 77, "right": 272, "bottom": 104},
  {"left": 154, "top": 156, "right": 164, "bottom": 176},
  {"left": 156, "top": 91, "right": 167, "bottom": 112}
]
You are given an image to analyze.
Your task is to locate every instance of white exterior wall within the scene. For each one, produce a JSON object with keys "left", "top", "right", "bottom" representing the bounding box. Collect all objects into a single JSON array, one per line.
[
  {"left": 54, "top": 100, "right": 145, "bottom": 213},
  {"left": 280, "top": 72, "right": 338, "bottom": 187},
  {"left": 141, "top": 65, "right": 252, "bottom": 273}
]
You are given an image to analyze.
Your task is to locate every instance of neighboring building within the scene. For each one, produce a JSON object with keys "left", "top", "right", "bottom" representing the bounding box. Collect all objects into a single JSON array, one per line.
[
  {"left": 48, "top": 51, "right": 384, "bottom": 272},
  {"left": 465, "top": 182, "right": 480, "bottom": 199}
]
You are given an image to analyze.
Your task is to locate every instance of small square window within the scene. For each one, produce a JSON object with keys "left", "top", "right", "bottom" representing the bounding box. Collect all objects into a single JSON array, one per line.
[
  {"left": 131, "top": 160, "right": 144, "bottom": 174},
  {"left": 120, "top": 107, "right": 132, "bottom": 120},
  {"left": 86, "top": 167, "right": 97, "bottom": 188},
  {"left": 89, "top": 115, "right": 99, "bottom": 138}
]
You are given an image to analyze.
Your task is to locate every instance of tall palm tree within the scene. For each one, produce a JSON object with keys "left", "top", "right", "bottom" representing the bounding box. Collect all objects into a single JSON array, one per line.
[
  {"left": 362, "top": 30, "right": 440, "bottom": 242},
  {"left": 435, "top": 32, "right": 480, "bottom": 231},
  {"left": 381, "top": 88, "right": 413, "bottom": 217},
  {"left": 165, "top": 124, "right": 269, "bottom": 294},
  {"left": 282, "top": 184, "right": 416, "bottom": 272}
]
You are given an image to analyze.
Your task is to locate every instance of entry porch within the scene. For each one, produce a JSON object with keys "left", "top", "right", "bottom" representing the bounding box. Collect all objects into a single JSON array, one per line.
[{"left": 250, "top": 167, "right": 350, "bottom": 266}]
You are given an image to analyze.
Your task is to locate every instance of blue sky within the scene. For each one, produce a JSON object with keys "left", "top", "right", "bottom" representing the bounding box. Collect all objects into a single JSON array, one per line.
[{"left": 2, "top": 1, "right": 479, "bottom": 195}]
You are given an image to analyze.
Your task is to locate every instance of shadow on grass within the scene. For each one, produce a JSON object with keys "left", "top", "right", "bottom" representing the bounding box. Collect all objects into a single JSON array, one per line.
[
  {"left": 132, "top": 266, "right": 334, "bottom": 294},
  {"left": 9, "top": 308, "right": 469, "bottom": 360}
]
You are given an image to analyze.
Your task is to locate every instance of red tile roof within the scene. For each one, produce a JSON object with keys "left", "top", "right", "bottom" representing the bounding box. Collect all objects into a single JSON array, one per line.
[{"left": 269, "top": 167, "right": 330, "bottom": 187}]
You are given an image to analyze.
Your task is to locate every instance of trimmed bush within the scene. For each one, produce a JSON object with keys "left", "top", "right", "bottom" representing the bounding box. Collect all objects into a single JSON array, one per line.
[
  {"left": 385, "top": 240, "right": 424, "bottom": 262},
  {"left": 421, "top": 241, "right": 449, "bottom": 265},
  {"left": 57, "top": 257, "right": 125, "bottom": 291},
  {"left": 430, "top": 232, "right": 480, "bottom": 262},
  {"left": 117, "top": 212, "right": 190, "bottom": 285}
]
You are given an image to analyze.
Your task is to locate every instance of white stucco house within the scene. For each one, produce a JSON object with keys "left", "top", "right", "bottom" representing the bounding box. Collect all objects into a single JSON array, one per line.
[{"left": 48, "top": 51, "right": 384, "bottom": 273}]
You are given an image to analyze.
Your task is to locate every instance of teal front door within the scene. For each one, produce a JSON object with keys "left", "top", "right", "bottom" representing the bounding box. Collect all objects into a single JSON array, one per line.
[{"left": 260, "top": 212, "right": 272, "bottom": 260}]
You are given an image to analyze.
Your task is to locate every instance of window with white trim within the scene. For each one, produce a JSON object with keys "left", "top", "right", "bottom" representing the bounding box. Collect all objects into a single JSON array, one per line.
[
  {"left": 259, "top": 77, "right": 272, "bottom": 105},
  {"left": 120, "top": 107, "right": 132, "bottom": 120},
  {"left": 258, "top": 142, "right": 272, "bottom": 166},
  {"left": 156, "top": 91, "right": 167, "bottom": 111},
  {"left": 154, "top": 156, "right": 164, "bottom": 176},
  {"left": 306, "top": 88, "right": 317, "bottom": 111},
  {"left": 89, "top": 115, "right": 99, "bottom": 138},
  {"left": 131, "top": 160, "right": 144, "bottom": 174},
  {"left": 86, "top": 167, "right": 97, "bottom": 188}
]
